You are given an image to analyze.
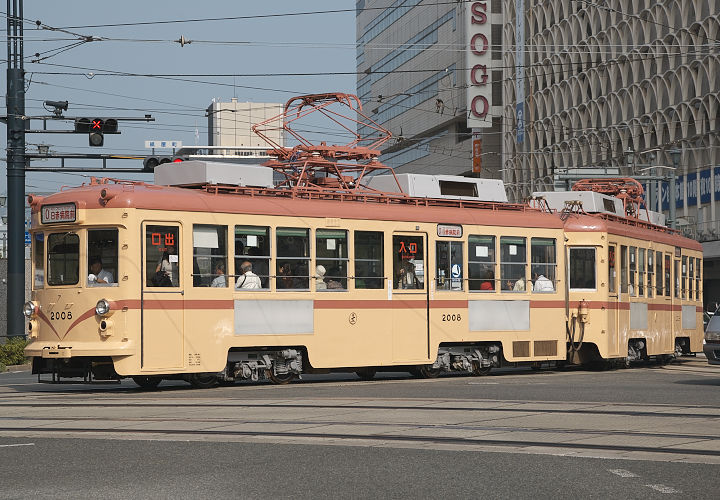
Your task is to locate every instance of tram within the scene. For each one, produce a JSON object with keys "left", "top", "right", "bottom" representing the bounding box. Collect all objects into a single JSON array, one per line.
[{"left": 22, "top": 93, "right": 704, "bottom": 387}]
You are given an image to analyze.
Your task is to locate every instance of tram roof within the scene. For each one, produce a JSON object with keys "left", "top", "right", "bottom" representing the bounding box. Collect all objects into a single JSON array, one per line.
[{"left": 30, "top": 181, "right": 702, "bottom": 251}]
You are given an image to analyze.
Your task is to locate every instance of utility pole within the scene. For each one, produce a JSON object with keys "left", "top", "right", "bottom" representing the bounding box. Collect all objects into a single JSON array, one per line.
[{"left": 5, "top": 0, "right": 26, "bottom": 338}]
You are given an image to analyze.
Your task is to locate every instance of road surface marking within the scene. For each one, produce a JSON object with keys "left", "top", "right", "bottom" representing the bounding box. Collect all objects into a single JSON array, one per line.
[
  {"left": 608, "top": 469, "right": 638, "bottom": 478},
  {"left": 0, "top": 443, "right": 35, "bottom": 448},
  {"left": 645, "top": 484, "right": 680, "bottom": 494}
]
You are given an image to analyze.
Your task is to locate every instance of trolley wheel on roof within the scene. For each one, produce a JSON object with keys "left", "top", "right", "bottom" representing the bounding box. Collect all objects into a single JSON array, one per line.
[
  {"left": 132, "top": 376, "right": 162, "bottom": 390},
  {"left": 187, "top": 373, "right": 218, "bottom": 389},
  {"left": 411, "top": 365, "right": 442, "bottom": 379},
  {"left": 265, "top": 370, "right": 295, "bottom": 385},
  {"left": 355, "top": 368, "right": 377, "bottom": 381}
]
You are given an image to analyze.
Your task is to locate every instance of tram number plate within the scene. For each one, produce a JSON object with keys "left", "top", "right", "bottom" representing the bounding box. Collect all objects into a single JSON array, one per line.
[
  {"left": 442, "top": 313, "right": 462, "bottom": 322},
  {"left": 50, "top": 311, "right": 73, "bottom": 321}
]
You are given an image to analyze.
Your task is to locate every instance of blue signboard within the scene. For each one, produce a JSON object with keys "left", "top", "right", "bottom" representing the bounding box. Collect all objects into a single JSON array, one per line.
[
  {"left": 715, "top": 167, "right": 720, "bottom": 201},
  {"left": 661, "top": 181, "right": 670, "bottom": 211},
  {"left": 24, "top": 231, "right": 31, "bottom": 245},
  {"left": 686, "top": 172, "right": 697, "bottom": 207},
  {"left": 675, "top": 175, "right": 684, "bottom": 209},
  {"left": 700, "top": 168, "right": 712, "bottom": 204}
]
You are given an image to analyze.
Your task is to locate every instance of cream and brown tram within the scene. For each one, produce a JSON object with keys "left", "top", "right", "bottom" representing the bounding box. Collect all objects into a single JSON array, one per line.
[{"left": 23, "top": 173, "right": 703, "bottom": 388}]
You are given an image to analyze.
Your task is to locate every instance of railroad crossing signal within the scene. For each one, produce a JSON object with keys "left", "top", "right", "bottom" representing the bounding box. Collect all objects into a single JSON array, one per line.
[{"left": 74, "top": 118, "right": 119, "bottom": 147}]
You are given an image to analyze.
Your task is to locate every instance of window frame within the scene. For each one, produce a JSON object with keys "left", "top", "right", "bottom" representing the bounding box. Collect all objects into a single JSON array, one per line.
[
  {"left": 353, "top": 230, "right": 385, "bottom": 290},
  {"left": 468, "top": 235, "right": 497, "bottom": 292},
  {"left": 315, "top": 229, "right": 349, "bottom": 292},
  {"left": 145, "top": 224, "right": 181, "bottom": 288},
  {"left": 530, "top": 237, "right": 557, "bottom": 294},
  {"left": 499, "top": 236, "right": 527, "bottom": 293},
  {"left": 47, "top": 231, "right": 80, "bottom": 286},
  {"left": 192, "top": 224, "right": 227, "bottom": 288},
  {"left": 569, "top": 246, "right": 596, "bottom": 291},
  {"left": 436, "top": 240, "right": 464, "bottom": 292},
  {"left": 87, "top": 227, "right": 120, "bottom": 288},
  {"left": 276, "top": 227, "right": 311, "bottom": 290},
  {"left": 235, "top": 225, "right": 271, "bottom": 291}
]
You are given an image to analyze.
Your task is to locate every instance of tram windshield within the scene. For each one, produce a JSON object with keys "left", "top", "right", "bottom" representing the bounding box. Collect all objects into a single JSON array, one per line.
[
  {"left": 47, "top": 232, "right": 79, "bottom": 286},
  {"left": 87, "top": 229, "right": 118, "bottom": 287}
]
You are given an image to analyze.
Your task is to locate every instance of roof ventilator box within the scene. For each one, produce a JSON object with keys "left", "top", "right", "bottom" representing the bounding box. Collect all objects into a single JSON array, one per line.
[
  {"left": 154, "top": 160, "right": 274, "bottom": 188},
  {"left": 367, "top": 174, "right": 508, "bottom": 202}
]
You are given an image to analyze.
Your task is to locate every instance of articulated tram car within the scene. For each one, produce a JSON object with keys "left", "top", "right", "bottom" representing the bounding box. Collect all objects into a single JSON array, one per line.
[{"left": 24, "top": 173, "right": 703, "bottom": 387}]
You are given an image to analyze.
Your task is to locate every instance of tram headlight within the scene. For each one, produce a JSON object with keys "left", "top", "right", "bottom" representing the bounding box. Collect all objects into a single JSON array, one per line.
[
  {"left": 95, "top": 299, "right": 111, "bottom": 316},
  {"left": 23, "top": 301, "right": 38, "bottom": 318}
]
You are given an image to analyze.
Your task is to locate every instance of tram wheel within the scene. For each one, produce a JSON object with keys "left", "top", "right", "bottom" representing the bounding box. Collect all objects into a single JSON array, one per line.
[
  {"left": 132, "top": 376, "right": 161, "bottom": 390},
  {"left": 412, "top": 365, "right": 442, "bottom": 379},
  {"left": 472, "top": 362, "right": 492, "bottom": 376},
  {"left": 187, "top": 373, "right": 218, "bottom": 389},
  {"left": 265, "top": 370, "right": 295, "bottom": 385},
  {"left": 355, "top": 368, "right": 377, "bottom": 381}
]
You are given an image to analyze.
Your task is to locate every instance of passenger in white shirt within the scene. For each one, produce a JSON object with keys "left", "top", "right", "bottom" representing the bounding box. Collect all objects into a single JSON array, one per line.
[
  {"left": 88, "top": 257, "right": 114, "bottom": 286},
  {"left": 532, "top": 266, "right": 554, "bottom": 292},
  {"left": 210, "top": 263, "right": 227, "bottom": 288},
  {"left": 236, "top": 260, "right": 262, "bottom": 289}
]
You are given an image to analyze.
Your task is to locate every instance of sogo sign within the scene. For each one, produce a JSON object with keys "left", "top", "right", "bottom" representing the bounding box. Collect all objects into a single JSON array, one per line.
[{"left": 466, "top": 2, "right": 493, "bottom": 128}]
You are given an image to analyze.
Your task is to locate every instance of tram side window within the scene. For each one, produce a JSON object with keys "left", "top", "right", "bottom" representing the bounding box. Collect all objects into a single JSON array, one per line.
[
  {"left": 608, "top": 246, "right": 616, "bottom": 294},
  {"left": 638, "top": 248, "right": 645, "bottom": 297},
  {"left": 664, "top": 254, "right": 671, "bottom": 297},
  {"left": 689, "top": 257, "right": 694, "bottom": 300},
  {"left": 569, "top": 247, "right": 595, "bottom": 290},
  {"left": 468, "top": 235, "right": 496, "bottom": 291},
  {"left": 235, "top": 226, "right": 270, "bottom": 289},
  {"left": 393, "top": 235, "right": 425, "bottom": 290},
  {"left": 656, "top": 251, "right": 663, "bottom": 296},
  {"left": 696, "top": 258, "right": 702, "bottom": 301},
  {"left": 47, "top": 233, "right": 79, "bottom": 286},
  {"left": 33, "top": 233, "right": 44, "bottom": 289},
  {"left": 146, "top": 226, "right": 179, "bottom": 287},
  {"left": 277, "top": 228, "right": 310, "bottom": 290},
  {"left": 192, "top": 225, "right": 227, "bottom": 288},
  {"left": 620, "top": 245, "right": 628, "bottom": 294},
  {"left": 674, "top": 259, "right": 680, "bottom": 299},
  {"left": 647, "top": 251, "right": 654, "bottom": 298},
  {"left": 436, "top": 241, "right": 464, "bottom": 291},
  {"left": 531, "top": 238, "right": 556, "bottom": 293},
  {"left": 681, "top": 256, "right": 688, "bottom": 299},
  {"left": 629, "top": 247, "right": 636, "bottom": 296},
  {"left": 500, "top": 237, "right": 526, "bottom": 292},
  {"left": 87, "top": 229, "right": 118, "bottom": 287},
  {"left": 316, "top": 229, "right": 348, "bottom": 290},
  {"left": 354, "top": 231, "right": 384, "bottom": 289}
]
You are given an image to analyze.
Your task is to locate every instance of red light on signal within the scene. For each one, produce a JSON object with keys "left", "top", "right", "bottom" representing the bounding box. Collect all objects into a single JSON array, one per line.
[
  {"left": 172, "top": 158, "right": 184, "bottom": 162},
  {"left": 92, "top": 119, "right": 103, "bottom": 130}
]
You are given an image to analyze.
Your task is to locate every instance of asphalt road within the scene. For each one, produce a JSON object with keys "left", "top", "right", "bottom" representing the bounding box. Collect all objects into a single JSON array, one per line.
[{"left": 1, "top": 358, "right": 719, "bottom": 499}]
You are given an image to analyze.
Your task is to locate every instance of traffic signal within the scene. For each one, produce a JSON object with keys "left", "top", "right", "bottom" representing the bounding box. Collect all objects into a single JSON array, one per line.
[
  {"left": 74, "top": 118, "right": 119, "bottom": 147},
  {"left": 143, "top": 155, "right": 184, "bottom": 172}
]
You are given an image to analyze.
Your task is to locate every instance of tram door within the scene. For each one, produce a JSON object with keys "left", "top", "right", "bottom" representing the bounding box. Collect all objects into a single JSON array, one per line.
[
  {"left": 664, "top": 252, "right": 675, "bottom": 351},
  {"left": 607, "top": 243, "right": 619, "bottom": 356},
  {"left": 391, "top": 233, "right": 430, "bottom": 362},
  {"left": 671, "top": 254, "right": 682, "bottom": 350},
  {"left": 141, "top": 223, "right": 185, "bottom": 370}
]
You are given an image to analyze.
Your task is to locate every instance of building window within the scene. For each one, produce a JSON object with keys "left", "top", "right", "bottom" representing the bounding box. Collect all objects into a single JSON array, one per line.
[
  {"left": 569, "top": 247, "right": 596, "bottom": 290},
  {"left": 354, "top": 231, "right": 384, "bottom": 289}
]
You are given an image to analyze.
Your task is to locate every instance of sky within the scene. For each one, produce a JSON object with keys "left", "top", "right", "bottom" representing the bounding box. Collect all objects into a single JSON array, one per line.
[{"left": 2, "top": 0, "right": 357, "bottom": 195}]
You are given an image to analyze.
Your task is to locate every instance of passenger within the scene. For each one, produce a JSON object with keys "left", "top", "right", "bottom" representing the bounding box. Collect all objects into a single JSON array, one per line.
[
  {"left": 87, "top": 256, "right": 113, "bottom": 286},
  {"left": 532, "top": 266, "right": 554, "bottom": 292},
  {"left": 315, "top": 265, "right": 327, "bottom": 290},
  {"left": 507, "top": 275, "right": 525, "bottom": 291},
  {"left": 155, "top": 245, "right": 177, "bottom": 286},
  {"left": 210, "top": 262, "right": 227, "bottom": 288},
  {"left": 399, "top": 261, "right": 420, "bottom": 289},
  {"left": 480, "top": 269, "right": 494, "bottom": 290},
  {"left": 236, "top": 260, "right": 262, "bottom": 289},
  {"left": 278, "top": 263, "right": 294, "bottom": 289}
]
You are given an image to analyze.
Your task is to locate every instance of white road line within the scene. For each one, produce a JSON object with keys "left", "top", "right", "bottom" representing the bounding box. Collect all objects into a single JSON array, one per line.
[
  {"left": 608, "top": 469, "right": 639, "bottom": 478},
  {"left": 0, "top": 443, "right": 35, "bottom": 448},
  {"left": 645, "top": 484, "right": 680, "bottom": 494}
]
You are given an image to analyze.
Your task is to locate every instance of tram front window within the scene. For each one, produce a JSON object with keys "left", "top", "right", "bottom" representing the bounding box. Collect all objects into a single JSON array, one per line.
[
  {"left": 569, "top": 247, "right": 596, "bottom": 290},
  {"left": 47, "top": 232, "right": 79, "bottom": 286},
  {"left": 87, "top": 229, "right": 118, "bottom": 287}
]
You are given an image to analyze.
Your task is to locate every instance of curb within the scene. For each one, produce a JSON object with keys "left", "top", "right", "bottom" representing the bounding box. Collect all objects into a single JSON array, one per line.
[{"left": 1, "top": 362, "right": 32, "bottom": 373}]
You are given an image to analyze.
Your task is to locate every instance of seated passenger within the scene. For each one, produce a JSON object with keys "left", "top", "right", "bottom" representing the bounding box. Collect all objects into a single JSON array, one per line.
[
  {"left": 399, "top": 261, "right": 421, "bottom": 289},
  {"left": 236, "top": 261, "right": 262, "bottom": 289},
  {"left": 480, "top": 270, "right": 494, "bottom": 290},
  {"left": 315, "top": 265, "right": 327, "bottom": 290},
  {"left": 532, "top": 266, "right": 554, "bottom": 292},
  {"left": 88, "top": 256, "right": 113, "bottom": 286},
  {"left": 507, "top": 276, "right": 525, "bottom": 291},
  {"left": 210, "top": 263, "right": 227, "bottom": 288}
]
